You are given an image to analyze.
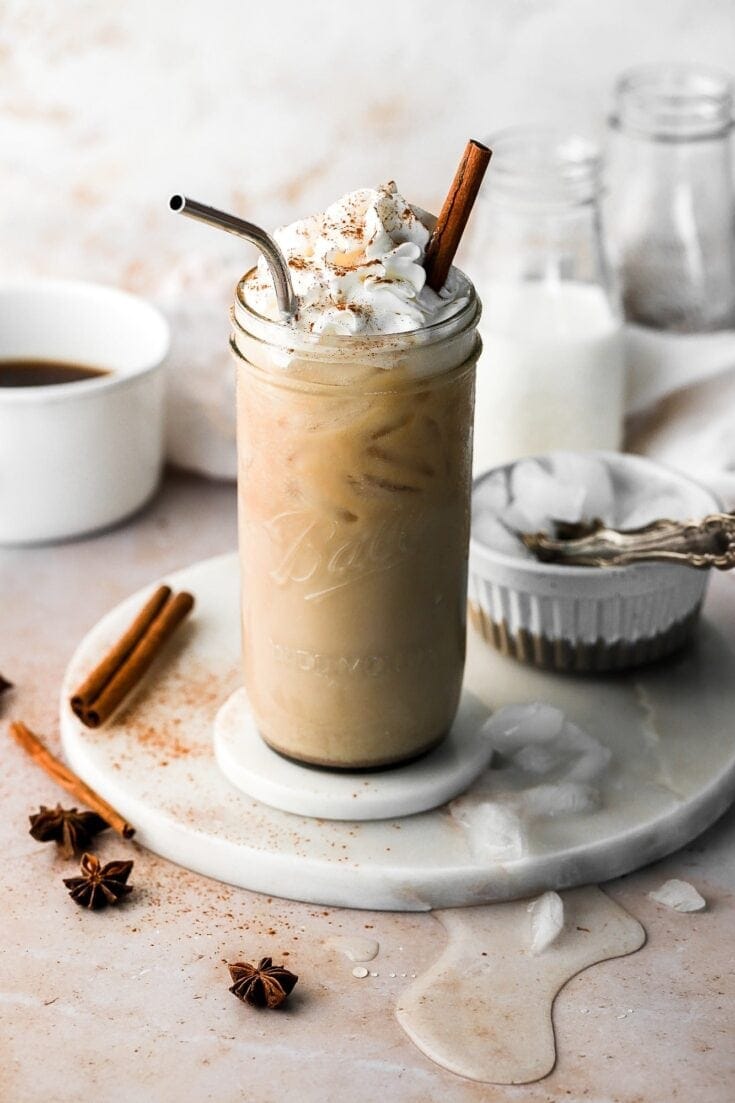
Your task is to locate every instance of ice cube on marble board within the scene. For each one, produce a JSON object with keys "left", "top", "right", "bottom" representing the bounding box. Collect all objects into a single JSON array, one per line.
[
  {"left": 510, "top": 723, "right": 611, "bottom": 784},
  {"left": 566, "top": 745, "right": 612, "bottom": 784},
  {"left": 520, "top": 781, "right": 600, "bottom": 818},
  {"left": 649, "top": 879, "right": 706, "bottom": 912},
  {"left": 485, "top": 706, "right": 611, "bottom": 800},
  {"left": 448, "top": 797, "right": 526, "bottom": 860},
  {"left": 527, "top": 891, "right": 565, "bottom": 955},
  {"left": 512, "top": 743, "right": 561, "bottom": 775},
  {"left": 484, "top": 703, "right": 566, "bottom": 754},
  {"left": 466, "top": 704, "right": 610, "bottom": 831},
  {"left": 556, "top": 721, "right": 613, "bottom": 783}
]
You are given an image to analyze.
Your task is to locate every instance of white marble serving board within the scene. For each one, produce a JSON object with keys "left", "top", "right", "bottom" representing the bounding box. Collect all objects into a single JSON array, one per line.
[{"left": 60, "top": 553, "right": 735, "bottom": 911}]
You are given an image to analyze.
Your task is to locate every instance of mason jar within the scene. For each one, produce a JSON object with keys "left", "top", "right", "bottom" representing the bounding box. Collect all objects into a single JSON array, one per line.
[
  {"left": 230, "top": 277, "right": 481, "bottom": 768},
  {"left": 606, "top": 63, "right": 735, "bottom": 331}
]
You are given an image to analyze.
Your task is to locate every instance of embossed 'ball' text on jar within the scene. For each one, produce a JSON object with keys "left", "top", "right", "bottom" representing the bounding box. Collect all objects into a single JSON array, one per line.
[{"left": 231, "top": 275, "right": 481, "bottom": 768}]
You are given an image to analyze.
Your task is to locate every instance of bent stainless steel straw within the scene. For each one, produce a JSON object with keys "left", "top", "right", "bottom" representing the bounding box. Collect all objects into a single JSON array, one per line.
[{"left": 169, "top": 195, "right": 296, "bottom": 319}]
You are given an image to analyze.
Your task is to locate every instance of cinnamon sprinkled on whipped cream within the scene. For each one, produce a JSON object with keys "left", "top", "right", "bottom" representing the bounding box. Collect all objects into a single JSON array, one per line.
[{"left": 242, "top": 182, "right": 469, "bottom": 335}]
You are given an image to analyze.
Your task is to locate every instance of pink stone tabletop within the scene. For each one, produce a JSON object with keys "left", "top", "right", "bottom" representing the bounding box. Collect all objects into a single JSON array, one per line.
[{"left": 1, "top": 472, "right": 733, "bottom": 1103}]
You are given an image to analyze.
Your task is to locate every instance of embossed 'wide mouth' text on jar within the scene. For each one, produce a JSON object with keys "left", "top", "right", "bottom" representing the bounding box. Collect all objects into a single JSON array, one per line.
[{"left": 231, "top": 272, "right": 481, "bottom": 768}]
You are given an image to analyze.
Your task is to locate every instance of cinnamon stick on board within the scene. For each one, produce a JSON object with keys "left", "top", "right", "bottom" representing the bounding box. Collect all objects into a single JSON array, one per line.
[
  {"left": 71, "top": 585, "right": 171, "bottom": 712},
  {"left": 424, "top": 138, "right": 492, "bottom": 293},
  {"left": 70, "top": 588, "right": 194, "bottom": 728},
  {"left": 8, "top": 721, "right": 135, "bottom": 839}
]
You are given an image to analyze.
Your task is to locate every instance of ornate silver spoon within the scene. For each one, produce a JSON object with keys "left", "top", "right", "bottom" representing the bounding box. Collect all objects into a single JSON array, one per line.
[{"left": 522, "top": 513, "right": 735, "bottom": 569}]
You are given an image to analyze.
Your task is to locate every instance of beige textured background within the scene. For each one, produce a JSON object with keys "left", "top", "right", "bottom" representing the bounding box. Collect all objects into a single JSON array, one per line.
[
  {"left": 2, "top": 0, "right": 734, "bottom": 474},
  {"left": 2, "top": 10, "right": 735, "bottom": 1098}
]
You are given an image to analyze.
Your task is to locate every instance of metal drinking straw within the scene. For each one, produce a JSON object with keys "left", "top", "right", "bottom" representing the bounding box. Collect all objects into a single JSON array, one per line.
[{"left": 169, "top": 195, "right": 297, "bottom": 319}]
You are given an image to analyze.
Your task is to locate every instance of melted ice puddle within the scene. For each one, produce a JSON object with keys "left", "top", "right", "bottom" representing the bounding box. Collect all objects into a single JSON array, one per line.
[
  {"left": 329, "top": 936, "right": 379, "bottom": 963},
  {"left": 396, "top": 886, "right": 644, "bottom": 1085}
]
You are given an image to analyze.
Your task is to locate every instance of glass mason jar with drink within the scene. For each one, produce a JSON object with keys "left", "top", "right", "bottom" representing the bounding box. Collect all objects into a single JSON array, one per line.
[
  {"left": 231, "top": 289, "right": 479, "bottom": 767},
  {"left": 224, "top": 173, "right": 485, "bottom": 769}
]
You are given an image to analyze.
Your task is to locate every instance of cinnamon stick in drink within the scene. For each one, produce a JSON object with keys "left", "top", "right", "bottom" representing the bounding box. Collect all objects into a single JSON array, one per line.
[
  {"left": 70, "top": 588, "right": 194, "bottom": 728},
  {"left": 8, "top": 721, "right": 135, "bottom": 838},
  {"left": 424, "top": 139, "right": 492, "bottom": 293}
]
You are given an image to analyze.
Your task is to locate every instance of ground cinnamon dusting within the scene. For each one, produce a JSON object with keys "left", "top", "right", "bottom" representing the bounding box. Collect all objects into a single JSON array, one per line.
[
  {"left": 286, "top": 255, "right": 312, "bottom": 271},
  {"left": 111, "top": 660, "right": 239, "bottom": 769}
]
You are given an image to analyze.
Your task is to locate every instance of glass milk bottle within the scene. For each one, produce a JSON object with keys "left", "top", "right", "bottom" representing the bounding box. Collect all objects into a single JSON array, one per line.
[
  {"left": 467, "top": 128, "right": 624, "bottom": 474},
  {"left": 606, "top": 64, "right": 735, "bottom": 331}
]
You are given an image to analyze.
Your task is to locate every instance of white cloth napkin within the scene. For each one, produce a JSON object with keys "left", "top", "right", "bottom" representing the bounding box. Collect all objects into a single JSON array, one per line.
[
  {"left": 625, "top": 325, "right": 735, "bottom": 508},
  {"left": 155, "top": 253, "right": 239, "bottom": 482}
]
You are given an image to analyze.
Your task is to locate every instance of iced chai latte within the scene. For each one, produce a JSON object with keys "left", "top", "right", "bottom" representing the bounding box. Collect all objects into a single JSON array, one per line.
[{"left": 232, "top": 183, "right": 481, "bottom": 767}]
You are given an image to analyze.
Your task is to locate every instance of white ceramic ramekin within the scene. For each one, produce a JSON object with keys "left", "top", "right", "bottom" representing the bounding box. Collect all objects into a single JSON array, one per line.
[
  {"left": 469, "top": 452, "right": 721, "bottom": 672},
  {"left": 0, "top": 280, "right": 170, "bottom": 544}
]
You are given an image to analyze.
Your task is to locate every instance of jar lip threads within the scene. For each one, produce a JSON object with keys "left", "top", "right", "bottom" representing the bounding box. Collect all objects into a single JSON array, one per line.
[
  {"left": 611, "top": 63, "right": 734, "bottom": 142},
  {"left": 481, "top": 126, "right": 601, "bottom": 209}
]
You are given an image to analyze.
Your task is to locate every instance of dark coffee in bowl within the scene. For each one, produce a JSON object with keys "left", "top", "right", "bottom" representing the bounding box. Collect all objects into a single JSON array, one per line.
[{"left": 0, "top": 360, "right": 109, "bottom": 387}]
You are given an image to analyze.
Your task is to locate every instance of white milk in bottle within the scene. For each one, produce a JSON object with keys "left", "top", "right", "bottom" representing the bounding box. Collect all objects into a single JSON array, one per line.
[
  {"left": 468, "top": 129, "right": 625, "bottom": 474},
  {"left": 475, "top": 281, "right": 624, "bottom": 473}
]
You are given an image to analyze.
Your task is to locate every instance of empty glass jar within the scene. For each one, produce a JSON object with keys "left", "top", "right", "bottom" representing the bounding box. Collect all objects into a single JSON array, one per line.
[{"left": 606, "top": 64, "right": 735, "bottom": 332}]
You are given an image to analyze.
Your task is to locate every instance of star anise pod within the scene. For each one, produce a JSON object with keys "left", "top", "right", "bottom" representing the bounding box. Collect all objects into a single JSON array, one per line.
[
  {"left": 228, "top": 957, "right": 298, "bottom": 1008},
  {"left": 29, "top": 804, "right": 109, "bottom": 859},
  {"left": 63, "top": 852, "right": 134, "bottom": 910}
]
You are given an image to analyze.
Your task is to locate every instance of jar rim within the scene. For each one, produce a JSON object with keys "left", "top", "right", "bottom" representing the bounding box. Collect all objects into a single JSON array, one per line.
[
  {"left": 229, "top": 328, "right": 480, "bottom": 396},
  {"left": 479, "top": 126, "right": 601, "bottom": 209},
  {"left": 611, "top": 62, "right": 734, "bottom": 140},
  {"left": 233, "top": 266, "right": 479, "bottom": 352}
]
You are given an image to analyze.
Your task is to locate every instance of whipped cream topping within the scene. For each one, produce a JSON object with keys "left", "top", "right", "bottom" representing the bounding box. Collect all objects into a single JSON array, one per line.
[{"left": 242, "top": 182, "right": 469, "bottom": 335}]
